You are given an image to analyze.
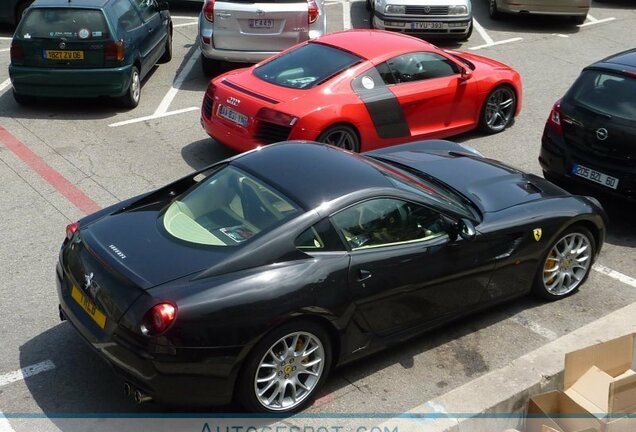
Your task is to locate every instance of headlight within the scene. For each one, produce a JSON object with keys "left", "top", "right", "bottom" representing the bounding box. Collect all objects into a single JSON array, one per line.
[
  {"left": 385, "top": 4, "right": 406, "bottom": 14},
  {"left": 448, "top": 5, "right": 468, "bottom": 15}
]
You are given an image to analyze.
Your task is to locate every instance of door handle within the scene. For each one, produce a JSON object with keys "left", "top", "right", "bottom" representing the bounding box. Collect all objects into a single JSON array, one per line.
[{"left": 357, "top": 269, "right": 372, "bottom": 282}]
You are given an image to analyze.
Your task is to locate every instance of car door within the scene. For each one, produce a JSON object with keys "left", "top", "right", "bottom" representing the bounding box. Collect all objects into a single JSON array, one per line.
[
  {"left": 129, "top": 0, "right": 163, "bottom": 72},
  {"left": 380, "top": 51, "right": 478, "bottom": 138},
  {"left": 330, "top": 197, "right": 495, "bottom": 337}
]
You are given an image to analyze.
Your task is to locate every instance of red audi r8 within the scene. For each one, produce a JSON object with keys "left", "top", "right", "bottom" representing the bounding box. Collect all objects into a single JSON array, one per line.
[{"left": 201, "top": 30, "right": 522, "bottom": 153}]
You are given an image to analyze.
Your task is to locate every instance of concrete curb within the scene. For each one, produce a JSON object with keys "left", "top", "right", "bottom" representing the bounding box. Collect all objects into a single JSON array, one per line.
[{"left": 378, "top": 301, "right": 636, "bottom": 432}]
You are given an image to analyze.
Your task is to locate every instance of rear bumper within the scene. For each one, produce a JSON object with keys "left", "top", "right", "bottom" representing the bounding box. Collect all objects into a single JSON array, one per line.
[
  {"left": 56, "top": 260, "right": 240, "bottom": 406},
  {"left": 9, "top": 64, "right": 133, "bottom": 98},
  {"left": 539, "top": 125, "right": 636, "bottom": 202}
]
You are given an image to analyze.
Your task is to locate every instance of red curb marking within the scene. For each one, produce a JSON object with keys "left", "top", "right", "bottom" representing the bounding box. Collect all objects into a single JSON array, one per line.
[{"left": 0, "top": 126, "right": 101, "bottom": 215}]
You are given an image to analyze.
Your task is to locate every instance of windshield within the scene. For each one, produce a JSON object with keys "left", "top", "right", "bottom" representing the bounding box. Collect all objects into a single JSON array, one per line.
[
  {"left": 163, "top": 166, "right": 302, "bottom": 246},
  {"left": 253, "top": 43, "right": 362, "bottom": 89},
  {"left": 16, "top": 8, "right": 110, "bottom": 41},
  {"left": 566, "top": 69, "right": 636, "bottom": 120}
]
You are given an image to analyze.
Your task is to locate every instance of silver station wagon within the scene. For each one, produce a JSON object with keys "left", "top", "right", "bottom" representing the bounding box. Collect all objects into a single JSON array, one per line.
[{"left": 198, "top": 0, "right": 326, "bottom": 75}]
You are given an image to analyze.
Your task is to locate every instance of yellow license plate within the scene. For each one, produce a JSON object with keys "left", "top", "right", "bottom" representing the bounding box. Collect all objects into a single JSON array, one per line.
[
  {"left": 71, "top": 285, "right": 106, "bottom": 329},
  {"left": 45, "top": 50, "right": 84, "bottom": 60}
]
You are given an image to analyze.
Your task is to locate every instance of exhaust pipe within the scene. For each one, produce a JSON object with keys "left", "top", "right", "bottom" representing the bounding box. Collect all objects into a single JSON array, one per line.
[
  {"left": 134, "top": 389, "right": 152, "bottom": 404},
  {"left": 123, "top": 382, "right": 132, "bottom": 398}
]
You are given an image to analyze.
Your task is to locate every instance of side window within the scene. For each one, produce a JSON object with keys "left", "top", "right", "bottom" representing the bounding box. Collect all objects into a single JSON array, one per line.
[
  {"left": 295, "top": 219, "right": 345, "bottom": 252},
  {"left": 331, "top": 198, "right": 447, "bottom": 250},
  {"left": 112, "top": 0, "right": 143, "bottom": 31},
  {"left": 386, "top": 52, "right": 460, "bottom": 84},
  {"left": 376, "top": 62, "right": 396, "bottom": 85},
  {"left": 130, "top": 0, "right": 157, "bottom": 22}
]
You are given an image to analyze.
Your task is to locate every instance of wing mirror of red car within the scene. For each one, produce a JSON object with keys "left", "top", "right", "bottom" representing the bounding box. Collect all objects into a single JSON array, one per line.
[{"left": 460, "top": 68, "right": 473, "bottom": 81}]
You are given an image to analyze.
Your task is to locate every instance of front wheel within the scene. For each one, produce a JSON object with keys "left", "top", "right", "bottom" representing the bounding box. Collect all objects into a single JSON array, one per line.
[
  {"left": 488, "top": 0, "right": 501, "bottom": 19},
  {"left": 237, "top": 321, "right": 332, "bottom": 413},
  {"left": 478, "top": 85, "right": 516, "bottom": 134},
  {"left": 317, "top": 124, "right": 361, "bottom": 152},
  {"left": 533, "top": 227, "right": 596, "bottom": 301},
  {"left": 120, "top": 66, "right": 141, "bottom": 109}
]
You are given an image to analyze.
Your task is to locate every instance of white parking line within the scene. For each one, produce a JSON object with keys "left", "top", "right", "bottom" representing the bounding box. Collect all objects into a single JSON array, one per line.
[
  {"left": 470, "top": 37, "right": 523, "bottom": 50},
  {"left": 154, "top": 47, "right": 201, "bottom": 116},
  {"left": 0, "top": 37, "right": 12, "bottom": 41},
  {"left": 472, "top": 19, "right": 494, "bottom": 46},
  {"left": 579, "top": 17, "right": 616, "bottom": 27},
  {"left": 174, "top": 21, "right": 198, "bottom": 28},
  {"left": 0, "top": 78, "right": 12, "bottom": 94},
  {"left": 108, "top": 107, "right": 199, "bottom": 127},
  {"left": 510, "top": 314, "right": 558, "bottom": 340},
  {"left": 594, "top": 264, "right": 636, "bottom": 288},
  {"left": 170, "top": 15, "right": 200, "bottom": 19},
  {"left": 0, "top": 412, "right": 16, "bottom": 432},
  {"left": 342, "top": 1, "right": 352, "bottom": 30},
  {"left": 0, "top": 360, "right": 56, "bottom": 387},
  {"left": 586, "top": 14, "right": 598, "bottom": 23},
  {"left": 0, "top": 48, "right": 9, "bottom": 52}
]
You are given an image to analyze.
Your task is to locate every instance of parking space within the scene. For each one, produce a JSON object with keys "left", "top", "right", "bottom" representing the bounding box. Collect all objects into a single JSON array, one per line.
[{"left": 0, "top": 0, "right": 635, "bottom": 428}]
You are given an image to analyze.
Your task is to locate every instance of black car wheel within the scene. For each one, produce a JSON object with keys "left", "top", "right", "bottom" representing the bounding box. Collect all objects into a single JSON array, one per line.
[
  {"left": 120, "top": 66, "right": 141, "bottom": 109},
  {"left": 159, "top": 30, "right": 172, "bottom": 63},
  {"left": 479, "top": 85, "right": 516, "bottom": 134},
  {"left": 318, "top": 125, "right": 360, "bottom": 152},
  {"left": 238, "top": 321, "right": 332, "bottom": 413},
  {"left": 533, "top": 226, "right": 595, "bottom": 301},
  {"left": 488, "top": 0, "right": 501, "bottom": 19}
]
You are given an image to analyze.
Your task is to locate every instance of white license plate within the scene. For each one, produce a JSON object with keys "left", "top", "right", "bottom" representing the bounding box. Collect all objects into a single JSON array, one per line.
[
  {"left": 411, "top": 21, "right": 445, "bottom": 30},
  {"left": 218, "top": 104, "right": 249, "bottom": 127},
  {"left": 572, "top": 164, "right": 619, "bottom": 190},
  {"left": 249, "top": 19, "right": 274, "bottom": 28}
]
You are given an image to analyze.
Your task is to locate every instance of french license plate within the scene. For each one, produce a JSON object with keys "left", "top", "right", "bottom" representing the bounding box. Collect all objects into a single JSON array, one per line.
[
  {"left": 71, "top": 285, "right": 107, "bottom": 329},
  {"left": 249, "top": 19, "right": 274, "bottom": 28},
  {"left": 411, "top": 21, "right": 445, "bottom": 30},
  {"left": 218, "top": 104, "right": 249, "bottom": 127},
  {"left": 571, "top": 164, "right": 619, "bottom": 190},
  {"left": 44, "top": 50, "right": 84, "bottom": 60}
]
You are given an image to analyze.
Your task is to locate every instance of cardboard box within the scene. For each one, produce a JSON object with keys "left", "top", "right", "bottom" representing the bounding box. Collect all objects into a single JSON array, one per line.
[{"left": 564, "top": 333, "right": 636, "bottom": 415}]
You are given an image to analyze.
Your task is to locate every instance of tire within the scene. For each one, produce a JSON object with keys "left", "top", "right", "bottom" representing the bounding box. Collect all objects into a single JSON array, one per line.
[
  {"left": 201, "top": 55, "right": 221, "bottom": 77},
  {"left": 532, "top": 226, "right": 596, "bottom": 301},
  {"left": 488, "top": 0, "right": 501, "bottom": 20},
  {"left": 237, "top": 321, "right": 332, "bottom": 413},
  {"left": 478, "top": 85, "right": 516, "bottom": 134},
  {"left": 159, "top": 29, "right": 172, "bottom": 63},
  {"left": 12, "top": 90, "right": 35, "bottom": 105},
  {"left": 120, "top": 66, "right": 141, "bottom": 109},
  {"left": 317, "top": 124, "right": 361, "bottom": 152},
  {"left": 572, "top": 14, "right": 587, "bottom": 25}
]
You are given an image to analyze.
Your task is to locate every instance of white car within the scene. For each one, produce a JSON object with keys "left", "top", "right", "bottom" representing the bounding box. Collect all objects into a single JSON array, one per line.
[
  {"left": 369, "top": 0, "right": 472, "bottom": 40},
  {"left": 198, "top": 0, "right": 326, "bottom": 75}
]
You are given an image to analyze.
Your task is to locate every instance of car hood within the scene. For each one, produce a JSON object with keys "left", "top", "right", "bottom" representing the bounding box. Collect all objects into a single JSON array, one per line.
[
  {"left": 81, "top": 207, "right": 230, "bottom": 289},
  {"left": 373, "top": 150, "right": 567, "bottom": 213}
]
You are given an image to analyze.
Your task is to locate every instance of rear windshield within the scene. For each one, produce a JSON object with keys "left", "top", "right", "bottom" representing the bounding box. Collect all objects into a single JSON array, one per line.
[
  {"left": 566, "top": 69, "right": 636, "bottom": 120},
  {"left": 163, "top": 166, "right": 302, "bottom": 247},
  {"left": 253, "top": 43, "right": 362, "bottom": 89},
  {"left": 17, "top": 8, "right": 110, "bottom": 41}
]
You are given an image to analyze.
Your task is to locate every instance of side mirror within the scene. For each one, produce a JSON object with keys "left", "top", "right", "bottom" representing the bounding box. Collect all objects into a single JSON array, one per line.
[
  {"left": 460, "top": 68, "right": 472, "bottom": 81},
  {"left": 459, "top": 218, "right": 476, "bottom": 240},
  {"left": 158, "top": 1, "right": 170, "bottom": 11}
]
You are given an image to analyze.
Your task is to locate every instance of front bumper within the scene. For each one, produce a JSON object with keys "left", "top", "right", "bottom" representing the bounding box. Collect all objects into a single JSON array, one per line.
[
  {"left": 56, "top": 260, "right": 240, "bottom": 406},
  {"left": 9, "top": 64, "right": 133, "bottom": 98},
  {"left": 373, "top": 12, "right": 471, "bottom": 37},
  {"left": 539, "top": 125, "right": 636, "bottom": 202}
]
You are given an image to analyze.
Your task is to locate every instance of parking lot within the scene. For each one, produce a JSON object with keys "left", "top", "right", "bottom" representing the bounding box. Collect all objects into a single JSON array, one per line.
[{"left": 0, "top": 0, "right": 635, "bottom": 428}]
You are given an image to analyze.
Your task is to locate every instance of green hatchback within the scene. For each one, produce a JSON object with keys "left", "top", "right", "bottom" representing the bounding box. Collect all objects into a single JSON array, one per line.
[{"left": 9, "top": 0, "right": 173, "bottom": 108}]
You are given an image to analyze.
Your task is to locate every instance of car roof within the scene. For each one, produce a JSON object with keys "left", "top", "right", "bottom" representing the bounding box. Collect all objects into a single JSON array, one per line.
[
  {"left": 31, "top": 0, "right": 110, "bottom": 8},
  {"left": 589, "top": 48, "right": 636, "bottom": 74},
  {"left": 231, "top": 142, "right": 393, "bottom": 210},
  {"left": 314, "top": 30, "right": 434, "bottom": 61}
]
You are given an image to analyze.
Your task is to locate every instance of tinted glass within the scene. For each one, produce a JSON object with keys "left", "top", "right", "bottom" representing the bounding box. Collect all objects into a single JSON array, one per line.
[
  {"left": 112, "top": 0, "right": 143, "bottom": 31},
  {"left": 386, "top": 52, "right": 459, "bottom": 84},
  {"left": 130, "top": 0, "right": 157, "bottom": 21},
  {"left": 566, "top": 70, "right": 636, "bottom": 120},
  {"left": 17, "top": 8, "right": 110, "bottom": 40},
  {"left": 254, "top": 43, "right": 362, "bottom": 89},
  {"left": 295, "top": 219, "right": 345, "bottom": 251},
  {"left": 163, "top": 166, "right": 301, "bottom": 246}
]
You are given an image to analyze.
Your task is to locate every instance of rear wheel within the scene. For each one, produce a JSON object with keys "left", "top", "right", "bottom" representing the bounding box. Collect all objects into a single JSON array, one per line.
[
  {"left": 479, "top": 85, "right": 516, "bottom": 134},
  {"left": 317, "top": 125, "right": 360, "bottom": 152},
  {"left": 488, "top": 0, "right": 501, "bottom": 19},
  {"left": 533, "top": 227, "right": 595, "bottom": 301},
  {"left": 237, "top": 321, "right": 332, "bottom": 413},
  {"left": 201, "top": 55, "right": 221, "bottom": 77},
  {"left": 120, "top": 66, "right": 141, "bottom": 109}
]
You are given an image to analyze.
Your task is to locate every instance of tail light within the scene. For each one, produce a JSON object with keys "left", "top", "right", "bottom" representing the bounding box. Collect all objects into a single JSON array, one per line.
[
  {"left": 203, "top": 0, "right": 215, "bottom": 22},
  {"left": 547, "top": 99, "right": 562, "bottom": 135},
  {"left": 308, "top": 0, "right": 319, "bottom": 24},
  {"left": 206, "top": 81, "right": 216, "bottom": 98},
  {"left": 140, "top": 303, "right": 177, "bottom": 336},
  {"left": 256, "top": 107, "right": 298, "bottom": 126},
  {"left": 10, "top": 41, "right": 24, "bottom": 61},
  {"left": 104, "top": 40, "right": 125, "bottom": 62},
  {"left": 66, "top": 222, "right": 80, "bottom": 240}
]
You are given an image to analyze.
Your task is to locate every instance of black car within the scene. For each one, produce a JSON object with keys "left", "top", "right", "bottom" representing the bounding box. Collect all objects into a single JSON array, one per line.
[
  {"left": 540, "top": 49, "right": 636, "bottom": 202},
  {"left": 0, "top": 0, "right": 33, "bottom": 26},
  {"left": 57, "top": 141, "right": 606, "bottom": 413}
]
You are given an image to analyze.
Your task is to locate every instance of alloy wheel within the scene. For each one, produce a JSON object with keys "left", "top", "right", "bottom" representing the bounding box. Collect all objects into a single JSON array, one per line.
[
  {"left": 484, "top": 87, "right": 515, "bottom": 132},
  {"left": 254, "top": 331, "right": 325, "bottom": 411},
  {"left": 322, "top": 129, "right": 358, "bottom": 151},
  {"left": 131, "top": 70, "right": 141, "bottom": 104},
  {"left": 542, "top": 232, "right": 592, "bottom": 296}
]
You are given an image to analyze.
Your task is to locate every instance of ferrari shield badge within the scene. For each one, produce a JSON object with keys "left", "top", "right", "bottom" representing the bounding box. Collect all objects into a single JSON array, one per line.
[{"left": 533, "top": 228, "right": 542, "bottom": 242}]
